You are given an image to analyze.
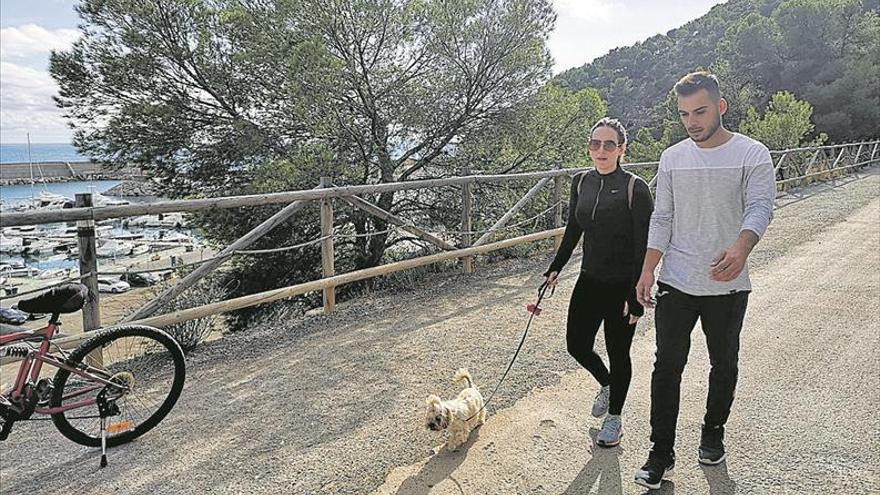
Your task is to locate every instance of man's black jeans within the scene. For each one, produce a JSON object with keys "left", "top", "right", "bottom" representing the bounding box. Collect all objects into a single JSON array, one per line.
[{"left": 649, "top": 282, "right": 750, "bottom": 453}]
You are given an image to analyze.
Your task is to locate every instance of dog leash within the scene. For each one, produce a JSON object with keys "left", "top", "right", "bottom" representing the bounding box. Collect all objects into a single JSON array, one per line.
[{"left": 466, "top": 280, "right": 554, "bottom": 421}]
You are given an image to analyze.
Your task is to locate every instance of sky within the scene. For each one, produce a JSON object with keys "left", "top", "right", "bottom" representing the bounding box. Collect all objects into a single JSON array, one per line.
[{"left": 0, "top": 0, "right": 727, "bottom": 144}]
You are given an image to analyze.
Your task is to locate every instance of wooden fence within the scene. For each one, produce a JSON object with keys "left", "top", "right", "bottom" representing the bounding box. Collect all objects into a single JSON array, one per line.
[{"left": 0, "top": 139, "right": 877, "bottom": 356}]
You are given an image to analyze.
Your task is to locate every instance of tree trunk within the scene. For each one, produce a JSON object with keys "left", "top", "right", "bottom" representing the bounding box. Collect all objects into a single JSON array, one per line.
[
  {"left": 348, "top": 182, "right": 395, "bottom": 273},
  {"left": 363, "top": 190, "right": 394, "bottom": 267}
]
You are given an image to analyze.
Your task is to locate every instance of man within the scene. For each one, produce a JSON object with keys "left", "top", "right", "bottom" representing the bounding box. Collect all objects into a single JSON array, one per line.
[{"left": 632, "top": 71, "right": 776, "bottom": 490}]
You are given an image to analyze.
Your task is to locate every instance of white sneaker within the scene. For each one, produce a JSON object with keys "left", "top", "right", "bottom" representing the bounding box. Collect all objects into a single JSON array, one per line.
[
  {"left": 597, "top": 414, "right": 623, "bottom": 447},
  {"left": 591, "top": 385, "right": 610, "bottom": 417}
]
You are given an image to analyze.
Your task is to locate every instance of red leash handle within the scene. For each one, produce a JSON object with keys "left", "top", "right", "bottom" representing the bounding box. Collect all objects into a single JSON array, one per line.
[{"left": 527, "top": 280, "right": 554, "bottom": 315}]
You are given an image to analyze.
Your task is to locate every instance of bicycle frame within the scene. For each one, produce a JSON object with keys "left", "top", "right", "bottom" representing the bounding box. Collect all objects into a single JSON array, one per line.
[{"left": 1, "top": 323, "right": 125, "bottom": 416}]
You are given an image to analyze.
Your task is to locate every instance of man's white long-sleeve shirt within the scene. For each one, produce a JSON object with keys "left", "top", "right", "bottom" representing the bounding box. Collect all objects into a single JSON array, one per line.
[{"left": 647, "top": 133, "right": 776, "bottom": 296}]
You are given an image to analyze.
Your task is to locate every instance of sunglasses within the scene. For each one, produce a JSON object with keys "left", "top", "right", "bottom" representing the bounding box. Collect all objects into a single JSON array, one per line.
[{"left": 589, "top": 139, "right": 620, "bottom": 152}]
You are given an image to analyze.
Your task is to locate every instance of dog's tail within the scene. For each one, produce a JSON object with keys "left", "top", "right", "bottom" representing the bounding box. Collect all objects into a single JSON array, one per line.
[{"left": 453, "top": 368, "right": 474, "bottom": 389}]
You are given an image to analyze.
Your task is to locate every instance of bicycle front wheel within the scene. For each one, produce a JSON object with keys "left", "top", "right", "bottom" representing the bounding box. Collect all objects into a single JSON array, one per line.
[{"left": 51, "top": 324, "right": 186, "bottom": 447}]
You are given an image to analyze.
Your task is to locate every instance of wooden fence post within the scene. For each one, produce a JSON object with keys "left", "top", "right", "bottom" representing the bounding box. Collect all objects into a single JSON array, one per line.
[
  {"left": 76, "top": 193, "right": 103, "bottom": 367},
  {"left": 75, "top": 193, "right": 101, "bottom": 332},
  {"left": 461, "top": 166, "right": 474, "bottom": 274},
  {"left": 320, "top": 177, "right": 336, "bottom": 313}
]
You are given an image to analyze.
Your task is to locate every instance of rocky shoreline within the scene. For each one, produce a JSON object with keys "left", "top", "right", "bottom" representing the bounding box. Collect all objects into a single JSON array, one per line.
[
  {"left": 0, "top": 160, "right": 144, "bottom": 185},
  {"left": 0, "top": 173, "right": 143, "bottom": 187},
  {"left": 102, "top": 180, "right": 160, "bottom": 196}
]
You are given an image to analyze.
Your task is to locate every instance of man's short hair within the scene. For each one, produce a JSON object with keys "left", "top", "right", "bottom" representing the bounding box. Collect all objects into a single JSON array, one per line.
[{"left": 674, "top": 71, "right": 721, "bottom": 101}]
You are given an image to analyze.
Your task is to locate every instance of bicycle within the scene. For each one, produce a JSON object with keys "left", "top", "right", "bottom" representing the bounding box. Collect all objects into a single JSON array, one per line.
[{"left": 0, "top": 283, "right": 185, "bottom": 467}]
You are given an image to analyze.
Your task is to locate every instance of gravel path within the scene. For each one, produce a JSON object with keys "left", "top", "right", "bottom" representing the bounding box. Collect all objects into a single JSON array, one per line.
[{"left": 1, "top": 168, "right": 877, "bottom": 495}]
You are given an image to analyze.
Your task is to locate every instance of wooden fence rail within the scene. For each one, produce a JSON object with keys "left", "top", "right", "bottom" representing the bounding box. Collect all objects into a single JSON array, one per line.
[{"left": 0, "top": 169, "right": 583, "bottom": 228}]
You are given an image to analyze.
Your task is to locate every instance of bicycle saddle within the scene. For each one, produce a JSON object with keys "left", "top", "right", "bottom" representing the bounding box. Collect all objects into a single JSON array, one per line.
[{"left": 16, "top": 283, "right": 88, "bottom": 316}]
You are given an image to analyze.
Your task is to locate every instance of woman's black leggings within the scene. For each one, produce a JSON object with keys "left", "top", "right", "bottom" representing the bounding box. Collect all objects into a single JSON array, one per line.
[{"left": 566, "top": 275, "right": 636, "bottom": 415}]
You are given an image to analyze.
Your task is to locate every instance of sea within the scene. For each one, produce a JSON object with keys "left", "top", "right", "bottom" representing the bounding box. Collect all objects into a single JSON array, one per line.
[
  {"left": 0, "top": 143, "right": 88, "bottom": 164},
  {"left": 0, "top": 143, "right": 119, "bottom": 208},
  {"left": 1, "top": 180, "right": 121, "bottom": 207}
]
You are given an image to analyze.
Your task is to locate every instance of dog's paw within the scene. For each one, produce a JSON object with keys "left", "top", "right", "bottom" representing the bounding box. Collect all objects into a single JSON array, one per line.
[{"left": 444, "top": 442, "right": 461, "bottom": 452}]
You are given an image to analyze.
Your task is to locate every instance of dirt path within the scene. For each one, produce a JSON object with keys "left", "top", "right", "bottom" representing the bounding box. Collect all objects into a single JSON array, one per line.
[
  {"left": 376, "top": 195, "right": 880, "bottom": 495},
  {"left": 0, "top": 170, "right": 877, "bottom": 495}
]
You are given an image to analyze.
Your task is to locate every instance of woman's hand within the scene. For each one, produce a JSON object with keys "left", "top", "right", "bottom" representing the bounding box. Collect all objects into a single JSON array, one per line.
[
  {"left": 622, "top": 301, "right": 640, "bottom": 324},
  {"left": 546, "top": 271, "right": 559, "bottom": 289}
]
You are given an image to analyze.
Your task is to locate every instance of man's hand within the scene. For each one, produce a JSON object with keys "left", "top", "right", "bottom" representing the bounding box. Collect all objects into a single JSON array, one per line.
[
  {"left": 636, "top": 270, "right": 655, "bottom": 308},
  {"left": 709, "top": 246, "right": 747, "bottom": 281},
  {"left": 710, "top": 230, "right": 759, "bottom": 282},
  {"left": 546, "top": 271, "right": 559, "bottom": 289}
]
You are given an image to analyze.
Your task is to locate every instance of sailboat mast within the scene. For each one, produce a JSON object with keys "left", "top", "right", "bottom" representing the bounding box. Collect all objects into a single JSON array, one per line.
[{"left": 27, "top": 132, "right": 34, "bottom": 201}]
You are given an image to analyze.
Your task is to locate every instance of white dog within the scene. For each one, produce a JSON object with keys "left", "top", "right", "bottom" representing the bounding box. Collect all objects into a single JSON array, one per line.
[{"left": 424, "top": 368, "right": 486, "bottom": 451}]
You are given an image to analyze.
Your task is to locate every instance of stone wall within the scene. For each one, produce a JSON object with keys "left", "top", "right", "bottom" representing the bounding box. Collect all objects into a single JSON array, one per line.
[{"left": 0, "top": 161, "right": 144, "bottom": 184}]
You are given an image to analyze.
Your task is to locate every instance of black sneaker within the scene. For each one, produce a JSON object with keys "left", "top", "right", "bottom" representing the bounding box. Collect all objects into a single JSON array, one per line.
[
  {"left": 634, "top": 448, "right": 675, "bottom": 490},
  {"left": 699, "top": 424, "right": 726, "bottom": 465}
]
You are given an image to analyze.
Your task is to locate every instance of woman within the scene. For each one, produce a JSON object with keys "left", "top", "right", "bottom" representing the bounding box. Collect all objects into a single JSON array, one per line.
[{"left": 544, "top": 117, "right": 653, "bottom": 447}]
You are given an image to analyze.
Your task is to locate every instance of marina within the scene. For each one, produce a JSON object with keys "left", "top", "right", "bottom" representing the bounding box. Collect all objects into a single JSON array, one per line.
[
  {"left": 1, "top": 140, "right": 214, "bottom": 302},
  {"left": 1, "top": 179, "right": 210, "bottom": 299}
]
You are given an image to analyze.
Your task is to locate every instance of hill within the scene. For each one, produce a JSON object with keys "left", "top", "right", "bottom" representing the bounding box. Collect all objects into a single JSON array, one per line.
[{"left": 557, "top": 0, "right": 880, "bottom": 142}]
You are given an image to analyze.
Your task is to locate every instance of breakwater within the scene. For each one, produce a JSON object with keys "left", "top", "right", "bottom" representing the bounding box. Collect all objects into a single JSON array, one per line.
[{"left": 0, "top": 161, "right": 143, "bottom": 185}]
